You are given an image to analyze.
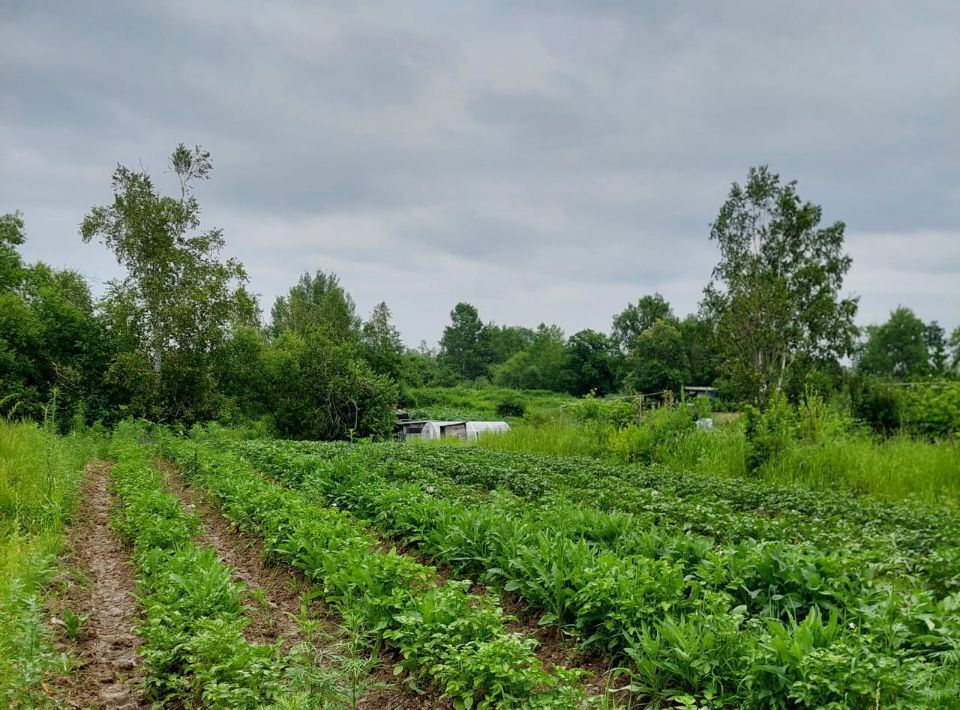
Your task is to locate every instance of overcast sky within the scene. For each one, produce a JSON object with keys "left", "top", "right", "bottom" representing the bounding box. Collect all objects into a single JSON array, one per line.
[{"left": 2, "top": 1, "right": 958, "bottom": 346}]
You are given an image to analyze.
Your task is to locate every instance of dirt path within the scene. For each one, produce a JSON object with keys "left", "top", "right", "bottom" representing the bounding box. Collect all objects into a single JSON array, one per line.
[
  {"left": 157, "top": 460, "right": 437, "bottom": 709},
  {"left": 57, "top": 461, "right": 148, "bottom": 709}
]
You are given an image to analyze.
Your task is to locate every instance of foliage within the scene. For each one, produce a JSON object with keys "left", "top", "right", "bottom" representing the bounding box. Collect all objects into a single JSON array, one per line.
[
  {"left": 493, "top": 324, "right": 570, "bottom": 392},
  {"left": 80, "top": 145, "right": 254, "bottom": 423},
  {"left": 166, "top": 433, "right": 581, "bottom": 707},
  {"left": 611, "top": 293, "right": 673, "bottom": 351},
  {"left": 857, "top": 306, "right": 945, "bottom": 379},
  {"left": 270, "top": 270, "right": 360, "bottom": 342},
  {"left": 564, "top": 329, "right": 620, "bottom": 396},
  {"left": 623, "top": 320, "right": 690, "bottom": 393},
  {"left": 108, "top": 424, "right": 290, "bottom": 707},
  {"left": 0, "top": 420, "right": 96, "bottom": 706},
  {"left": 231, "top": 436, "right": 960, "bottom": 707},
  {"left": 0, "top": 214, "right": 108, "bottom": 424},
  {"left": 703, "top": 166, "right": 858, "bottom": 404},
  {"left": 899, "top": 382, "right": 960, "bottom": 439},
  {"left": 263, "top": 330, "right": 397, "bottom": 441},
  {"left": 439, "top": 303, "right": 494, "bottom": 380},
  {"left": 360, "top": 302, "right": 404, "bottom": 381}
]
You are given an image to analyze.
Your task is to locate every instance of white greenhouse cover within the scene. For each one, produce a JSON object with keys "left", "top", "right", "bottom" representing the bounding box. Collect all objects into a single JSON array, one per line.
[
  {"left": 419, "top": 421, "right": 463, "bottom": 441},
  {"left": 465, "top": 421, "right": 510, "bottom": 440}
]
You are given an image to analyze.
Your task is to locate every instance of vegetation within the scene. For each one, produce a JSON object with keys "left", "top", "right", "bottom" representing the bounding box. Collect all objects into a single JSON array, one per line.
[
  {"left": 220, "top": 434, "right": 960, "bottom": 708},
  {"left": 165, "top": 430, "right": 583, "bottom": 708},
  {"left": 3, "top": 149, "right": 959, "bottom": 705},
  {"left": 0, "top": 419, "right": 96, "bottom": 705}
]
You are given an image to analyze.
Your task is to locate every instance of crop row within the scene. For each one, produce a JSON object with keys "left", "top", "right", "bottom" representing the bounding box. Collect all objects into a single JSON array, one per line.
[
  {"left": 108, "top": 425, "right": 294, "bottom": 707},
  {"left": 275, "top": 440, "right": 960, "bottom": 593},
  {"left": 163, "top": 435, "right": 583, "bottom": 708},
  {"left": 227, "top": 436, "right": 960, "bottom": 708}
]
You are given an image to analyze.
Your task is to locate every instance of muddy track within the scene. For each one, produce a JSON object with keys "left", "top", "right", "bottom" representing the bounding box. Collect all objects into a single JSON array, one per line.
[
  {"left": 157, "top": 459, "right": 438, "bottom": 709},
  {"left": 57, "top": 461, "right": 148, "bottom": 709}
]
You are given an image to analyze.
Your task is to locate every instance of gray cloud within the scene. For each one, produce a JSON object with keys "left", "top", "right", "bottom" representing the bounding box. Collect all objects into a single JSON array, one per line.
[{"left": 2, "top": 0, "right": 957, "bottom": 345}]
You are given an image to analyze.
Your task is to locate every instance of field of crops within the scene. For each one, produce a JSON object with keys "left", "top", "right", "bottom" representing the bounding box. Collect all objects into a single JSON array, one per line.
[
  {"left": 4, "top": 420, "right": 959, "bottom": 708},
  {"left": 191, "top": 434, "right": 959, "bottom": 708}
]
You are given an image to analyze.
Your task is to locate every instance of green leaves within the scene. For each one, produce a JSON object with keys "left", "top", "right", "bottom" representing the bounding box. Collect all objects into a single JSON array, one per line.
[
  {"left": 169, "top": 436, "right": 580, "bottom": 707},
  {"left": 233, "top": 437, "right": 960, "bottom": 707},
  {"left": 705, "top": 166, "right": 858, "bottom": 404}
]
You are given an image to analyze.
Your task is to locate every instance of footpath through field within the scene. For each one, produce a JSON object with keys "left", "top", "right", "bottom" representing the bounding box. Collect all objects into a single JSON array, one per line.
[{"left": 58, "top": 461, "right": 148, "bottom": 709}]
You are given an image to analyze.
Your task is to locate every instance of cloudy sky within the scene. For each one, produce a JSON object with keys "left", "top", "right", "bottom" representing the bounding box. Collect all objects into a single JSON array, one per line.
[{"left": 3, "top": 1, "right": 958, "bottom": 346}]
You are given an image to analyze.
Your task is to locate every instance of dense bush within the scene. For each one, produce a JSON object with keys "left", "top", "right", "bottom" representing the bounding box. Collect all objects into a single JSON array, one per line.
[{"left": 495, "top": 395, "right": 526, "bottom": 418}]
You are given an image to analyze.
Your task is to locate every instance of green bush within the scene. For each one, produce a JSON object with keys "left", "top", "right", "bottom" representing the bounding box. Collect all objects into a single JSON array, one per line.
[
  {"left": 900, "top": 383, "right": 960, "bottom": 439},
  {"left": 495, "top": 395, "right": 526, "bottom": 418}
]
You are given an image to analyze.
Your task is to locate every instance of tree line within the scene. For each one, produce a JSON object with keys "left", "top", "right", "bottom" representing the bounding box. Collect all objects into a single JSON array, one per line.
[{"left": 2, "top": 148, "right": 957, "bottom": 439}]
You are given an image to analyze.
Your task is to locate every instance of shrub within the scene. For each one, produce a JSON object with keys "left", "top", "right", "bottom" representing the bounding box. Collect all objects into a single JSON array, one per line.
[{"left": 496, "top": 395, "right": 526, "bottom": 418}]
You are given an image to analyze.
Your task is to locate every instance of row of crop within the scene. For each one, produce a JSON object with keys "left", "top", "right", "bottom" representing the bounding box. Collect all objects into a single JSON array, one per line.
[
  {"left": 162, "top": 436, "right": 583, "bottom": 709},
  {"left": 276, "top": 440, "right": 960, "bottom": 593},
  {"left": 108, "top": 425, "right": 295, "bottom": 707},
  {"left": 229, "top": 437, "right": 960, "bottom": 708}
]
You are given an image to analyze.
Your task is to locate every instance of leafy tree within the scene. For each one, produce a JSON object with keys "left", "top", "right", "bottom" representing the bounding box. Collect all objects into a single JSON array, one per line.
[
  {"left": 212, "top": 325, "right": 270, "bottom": 419},
  {"left": 0, "top": 212, "right": 26, "bottom": 291},
  {"left": 493, "top": 324, "right": 569, "bottom": 392},
  {"left": 0, "top": 212, "right": 109, "bottom": 423},
  {"left": 80, "top": 144, "right": 255, "bottom": 422},
  {"left": 360, "top": 301, "right": 404, "bottom": 380},
  {"left": 439, "top": 303, "right": 493, "bottom": 380},
  {"left": 677, "top": 315, "right": 719, "bottom": 386},
  {"left": 565, "top": 329, "right": 619, "bottom": 396},
  {"left": 624, "top": 319, "right": 691, "bottom": 393},
  {"left": 264, "top": 330, "right": 396, "bottom": 440},
  {"left": 857, "top": 307, "right": 936, "bottom": 379},
  {"left": 612, "top": 293, "right": 674, "bottom": 351},
  {"left": 271, "top": 270, "right": 359, "bottom": 342},
  {"left": 925, "top": 321, "right": 949, "bottom": 375},
  {"left": 703, "top": 166, "right": 858, "bottom": 403},
  {"left": 950, "top": 326, "right": 960, "bottom": 373},
  {"left": 486, "top": 324, "right": 535, "bottom": 364}
]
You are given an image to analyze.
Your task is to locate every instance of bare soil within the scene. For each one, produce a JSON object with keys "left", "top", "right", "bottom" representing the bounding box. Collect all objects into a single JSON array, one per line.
[{"left": 54, "top": 461, "right": 149, "bottom": 709}]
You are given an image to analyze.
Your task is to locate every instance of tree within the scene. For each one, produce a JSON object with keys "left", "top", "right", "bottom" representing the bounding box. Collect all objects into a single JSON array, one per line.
[
  {"left": 0, "top": 212, "right": 109, "bottom": 423},
  {"left": 264, "top": 330, "right": 396, "bottom": 440},
  {"left": 0, "top": 211, "right": 26, "bottom": 291},
  {"left": 81, "top": 144, "right": 254, "bottom": 422},
  {"left": 486, "top": 324, "right": 535, "bottom": 365},
  {"left": 564, "top": 329, "right": 619, "bottom": 396},
  {"left": 950, "top": 326, "right": 960, "bottom": 374},
  {"left": 439, "top": 303, "right": 493, "bottom": 380},
  {"left": 612, "top": 293, "right": 674, "bottom": 351},
  {"left": 703, "top": 166, "right": 858, "bottom": 403},
  {"left": 857, "top": 307, "right": 936, "bottom": 379},
  {"left": 360, "top": 302, "right": 404, "bottom": 381},
  {"left": 925, "top": 321, "right": 949, "bottom": 375},
  {"left": 624, "top": 319, "right": 691, "bottom": 393},
  {"left": 271, "top": 270, "right": 359, "bottom": 342},
  {"left": 677, "top": 315, "right": 719, "bottom": 386},
  {"left": 493, "top": 324, "right": 569, "bottom": 392}
]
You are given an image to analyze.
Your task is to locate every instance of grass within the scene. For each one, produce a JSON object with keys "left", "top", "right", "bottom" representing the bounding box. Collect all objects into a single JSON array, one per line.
[
  {"left": 403, "top": 384, "right": 574, "bottom": 422},
  {"left": 0, "top": 420, "right": 97, "bottom": 706},
  {"left": 467, "top": 409, "right": 960, "bottom": 505}
]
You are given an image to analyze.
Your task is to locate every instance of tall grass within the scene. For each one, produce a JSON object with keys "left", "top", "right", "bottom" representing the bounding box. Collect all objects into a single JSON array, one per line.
[
  {"left": 469, "top": 413, "right": 960, "bottom": 505},
  {"left": 0, "top": 420, "right": 96, "bottom": 705}
]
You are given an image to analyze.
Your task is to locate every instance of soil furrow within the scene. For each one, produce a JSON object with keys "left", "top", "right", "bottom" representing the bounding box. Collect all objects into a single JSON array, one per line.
[
  {"left": 57, "top": 461, "right": 148, "bottom": 709},
  {"left": 158, "top": 459, "right": 318, "bottom": 650}
]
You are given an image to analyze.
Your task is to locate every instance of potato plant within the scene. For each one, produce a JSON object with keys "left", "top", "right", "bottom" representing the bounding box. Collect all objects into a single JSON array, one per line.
[
  {"left": 227, "top": 436, "right": 960, "bottom": 708},
  {"left": 163, "top": 435, "right": 583, "bottom": 709}
]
